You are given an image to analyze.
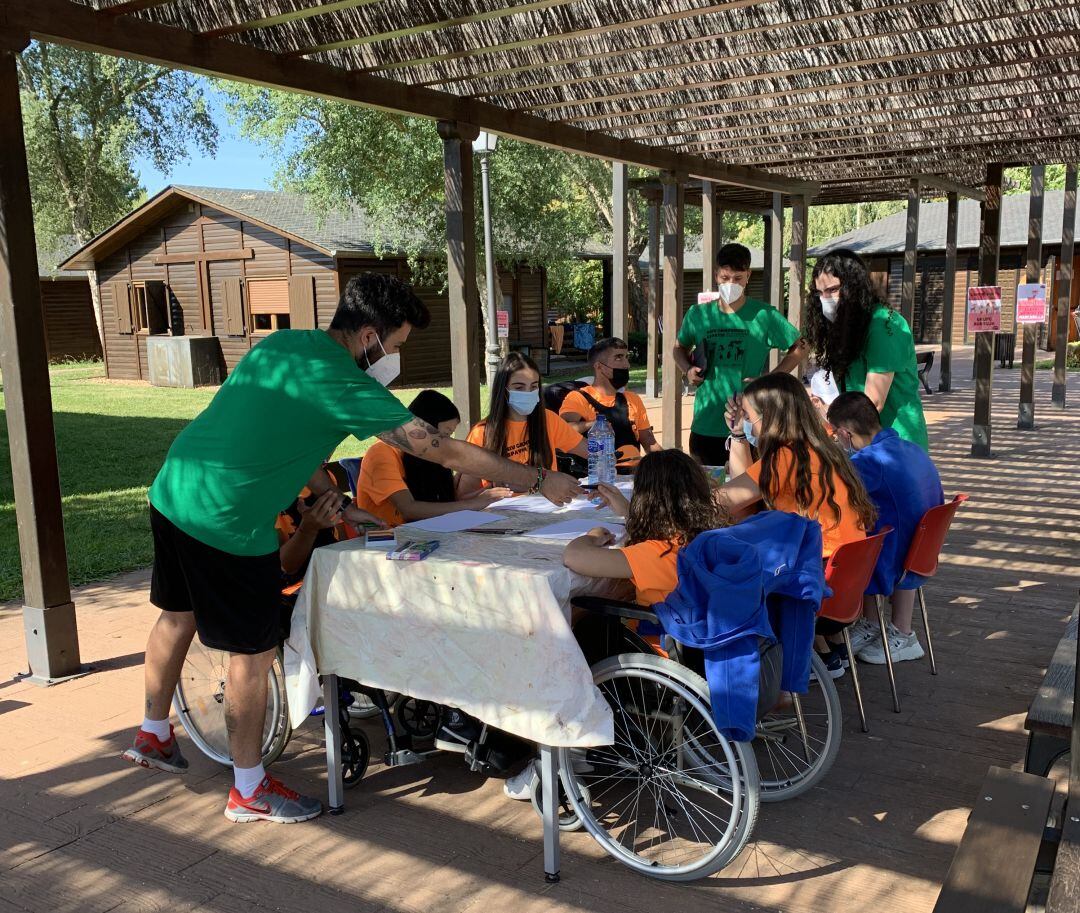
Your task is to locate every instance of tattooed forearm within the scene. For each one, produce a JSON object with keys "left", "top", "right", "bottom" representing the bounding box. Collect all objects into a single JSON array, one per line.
[{"left": 378, "top": 418, "right": 442, "bottom": 456}]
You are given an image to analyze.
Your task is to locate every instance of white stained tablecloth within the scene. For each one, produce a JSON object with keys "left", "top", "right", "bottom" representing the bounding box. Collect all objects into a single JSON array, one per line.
[{"left": 284, "top": 510, "right": 628, "bottom": 747}]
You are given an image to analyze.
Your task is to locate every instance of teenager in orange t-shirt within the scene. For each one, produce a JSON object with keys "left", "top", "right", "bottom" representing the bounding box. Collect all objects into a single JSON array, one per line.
[
  {"left": 718, "top": 372, "right": 876, "bottom": 559},
  {"left": 562, "top": 450, "right": 725, "bottom": 606},
  {"left": 457, "top": 352, "right": 589, "bottom": 496},
  {"left": 358, "top": 390, "right": 512, "bottom": 527}
]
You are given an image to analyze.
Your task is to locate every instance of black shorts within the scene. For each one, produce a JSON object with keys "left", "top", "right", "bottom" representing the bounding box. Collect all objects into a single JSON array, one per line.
[
  {"left": 149, "top": 505, "right": 284, "bottom": 655},
  {"left": 688, "top": 431, "right": 729, "bottom": 467}
]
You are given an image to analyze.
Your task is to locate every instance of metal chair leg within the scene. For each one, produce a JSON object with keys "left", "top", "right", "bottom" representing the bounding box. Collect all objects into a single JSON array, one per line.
[
  {"left": 875, "top": 595, "right": 902, "bottom": 714},
  {"left": 842, "top": 627, "right": 869, "bottom": 733},
  {"left": 917, "top": 587, "right": 938, "bottom": 675}
]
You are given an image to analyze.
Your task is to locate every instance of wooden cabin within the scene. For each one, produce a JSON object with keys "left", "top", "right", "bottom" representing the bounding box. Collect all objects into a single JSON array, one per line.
[
  {"left": 60, "top": 185, "right": 548, "bottom": 387},
  {"left": 810, "top": 192, "right": 1080, "bottom": 349},
  {"left": 37, "top": 237, "right": 100, "bottom": 362}
]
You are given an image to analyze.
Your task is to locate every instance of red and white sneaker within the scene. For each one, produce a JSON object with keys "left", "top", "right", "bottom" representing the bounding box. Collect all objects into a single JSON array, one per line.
[
  {"left": 224, "top": 776, "right": 323, "bottom": 824},
  {"left": 122, "top": 726, "right": 189, "bottom": 774}
]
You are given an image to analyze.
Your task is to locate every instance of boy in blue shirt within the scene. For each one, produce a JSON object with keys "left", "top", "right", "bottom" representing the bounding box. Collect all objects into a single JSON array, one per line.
[{"left": 827, "top": 392, "right": 944, "bottom": 664}]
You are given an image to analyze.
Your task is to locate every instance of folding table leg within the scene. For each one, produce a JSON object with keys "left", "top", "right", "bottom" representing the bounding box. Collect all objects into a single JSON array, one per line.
[
  {"left": 539, "top": 744, "right": 561, "bottom": 883},
  {"left": 323, "top": 673, "right": 344, "bottom": 815}
]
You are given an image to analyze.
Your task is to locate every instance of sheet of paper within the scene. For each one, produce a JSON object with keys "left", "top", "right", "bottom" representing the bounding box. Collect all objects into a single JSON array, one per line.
[
  {"left": 399, "top": 510, "right": 506, "bottom": 533},
  {"left": 489, "top": 479, "right": 634, "bottom": 515},
  {"left": 524, "top": 519, "right": 625, "bottom": 541}
]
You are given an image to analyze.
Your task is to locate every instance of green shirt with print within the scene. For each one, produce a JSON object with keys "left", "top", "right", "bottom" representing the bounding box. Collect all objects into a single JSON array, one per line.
[
  {"left": 149, "top": 329, "right": 413, "bottom": 556},
  {"left": 677, "top": 297, "right": 800, "bottom": 437},
  {"left": 843, "top": 303, "right": 929, "bottom": 452}
]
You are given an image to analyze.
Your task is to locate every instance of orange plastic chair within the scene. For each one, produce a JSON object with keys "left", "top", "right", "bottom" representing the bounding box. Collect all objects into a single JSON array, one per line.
[
  {"left": 898, "top": 493, "right": 969, "bottom": 677},
  {"left": 819, "top": 528, "right": 892, "bottom": 733}
]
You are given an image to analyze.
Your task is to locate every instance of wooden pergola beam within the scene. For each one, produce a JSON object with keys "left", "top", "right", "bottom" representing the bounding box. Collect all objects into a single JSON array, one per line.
[
  {"left": 1017, "top": 164, "right": 1045, "bottom": 431},
  {"left": 526, "top": 26, "right": 1080, "bottom": 116},
  {"left": 1052, "top": 164, "right": 1077, "bottom": 408},
  {"left": 939, "top": 191, "right": 959, "bottom": 392},
  {"left": 972, "top": 163, "right": 1003, "bottom": 459},
  {"left": 701, "top": 180, "right": 719, "bottom": 294},
  {"left": 660, "top": 172, "right": 685, "bottom": 450},
  {"left": 611, "top": 162, "right": 628, "bottom": 341},
  {"left": 200, "top": 0, "right": 385, "bottom": 40},
  {"left": 5, "top": 0, "right": 816, "bottom": 198},
  {"left": 900, "top": 177, "right": 921, "bottom": 328},
  {"left": 914, "top": 174, "right": 986, "bottom": 201}
]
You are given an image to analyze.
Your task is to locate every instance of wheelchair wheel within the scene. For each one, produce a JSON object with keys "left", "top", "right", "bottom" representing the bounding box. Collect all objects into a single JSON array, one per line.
[
  {"left": 347, "top": 692, "right": 382, "bottom": 721},
  {"left": 530, "top": 767, "right": 590, "bottom": 832},
  {"left": 395, "top": 696, "right": 439, "bottom": 739},
  {"left": 560, "top": 653, "right": 759, "bottom": 882},
  {"left": 342, "top": 724, "right": 371, "bottom": 787},
  {"left": 173, "top": 641, "right": 292, "bottom": 767},
  {"left": 753, "top": 652, "right": 842, "bottom": 802}
]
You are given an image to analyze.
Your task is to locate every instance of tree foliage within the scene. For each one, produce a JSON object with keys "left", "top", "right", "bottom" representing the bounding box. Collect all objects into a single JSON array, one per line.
[{"left": 19, "top": 43, "right": 217, "bottom": 251}]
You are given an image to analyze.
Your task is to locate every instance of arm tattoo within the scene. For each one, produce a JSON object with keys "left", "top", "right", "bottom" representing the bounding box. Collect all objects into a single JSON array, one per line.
[{"left": 379, "top": 418, "right": 442, "bottom": 455}]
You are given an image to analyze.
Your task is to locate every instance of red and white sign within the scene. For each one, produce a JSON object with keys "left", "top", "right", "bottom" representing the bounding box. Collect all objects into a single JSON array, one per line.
[
  {"left": 1016, "top": 283, "right": 1047, "bottom": 325},
  {"left": 496, "top": 310, "right": 509, "bottom": 339},
  {"left": 967, "top": 285, "right": 1002, "bottom": 333}
]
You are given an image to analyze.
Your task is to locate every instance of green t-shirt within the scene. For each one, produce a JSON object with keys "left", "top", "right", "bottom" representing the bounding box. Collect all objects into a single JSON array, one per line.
[
  {"left": 844, "top": 304, "right": 929, "bottom": 452},
  {"left": 148, "top": 329, "right": 413, "bottom": 555},
  {"left": 677, "top": 297, "right": 800, "bottom": 436}
]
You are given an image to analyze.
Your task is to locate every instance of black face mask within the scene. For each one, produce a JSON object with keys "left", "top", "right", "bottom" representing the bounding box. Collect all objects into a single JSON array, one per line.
[{"left": 608, "top": 367, "right": 630, "bottom": 389}]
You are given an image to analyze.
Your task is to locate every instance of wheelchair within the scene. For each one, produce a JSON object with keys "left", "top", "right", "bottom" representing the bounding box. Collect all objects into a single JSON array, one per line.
[{"left": 544, "top": 595, "right": 842, "bottom": 881}]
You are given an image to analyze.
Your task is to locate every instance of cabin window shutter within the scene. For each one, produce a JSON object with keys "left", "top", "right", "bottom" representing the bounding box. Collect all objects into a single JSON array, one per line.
[
  {"left": 144, "top": 280, "right": 168, "bottom": 334},
  {"left": 288, "top": 275, "right": 317, "bottom": 330},
  {"left": 223, "top": 277, "right": 246, "bottom": 336},
  {"left": 112, "top": 280, "right": 133, "bottom": 334}
]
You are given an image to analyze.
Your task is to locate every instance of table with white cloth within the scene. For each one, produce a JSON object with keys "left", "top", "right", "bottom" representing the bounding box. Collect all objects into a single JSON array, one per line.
[{"left": 284, "top": 493, "right": 633, "bottom": 882}]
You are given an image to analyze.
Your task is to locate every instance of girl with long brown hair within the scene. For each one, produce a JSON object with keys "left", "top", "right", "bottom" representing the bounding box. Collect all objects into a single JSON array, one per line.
[
  {"left": 719, "top": 372, "right": 876, "bottom": 557},
  {"left": 457, "top": 352, "right": 589, "bottom": 496}
]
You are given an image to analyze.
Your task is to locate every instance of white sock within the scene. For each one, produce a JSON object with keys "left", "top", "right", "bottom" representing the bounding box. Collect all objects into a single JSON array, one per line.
[
  {"left": 234, "top": 763, "right": 266, "bottom": 799},
  {"left": 140, "top": 717, "right": 172, "bottom": 741}
]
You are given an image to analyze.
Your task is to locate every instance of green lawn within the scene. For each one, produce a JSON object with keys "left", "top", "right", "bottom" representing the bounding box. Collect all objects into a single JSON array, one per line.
[{"left": 0, "top": 359, "right": 625, "bottom": 602}]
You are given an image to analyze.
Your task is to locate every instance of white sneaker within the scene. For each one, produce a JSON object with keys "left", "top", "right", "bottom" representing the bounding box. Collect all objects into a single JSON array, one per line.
[
  {"left": 846, "top": 617, "right": 880, "bottom": 655},
  {"left": 859, "top": 623, "right": 925, "bottom": 665},
  {"left": 503, "top": 761, "right": 539, "bottom": 801}
]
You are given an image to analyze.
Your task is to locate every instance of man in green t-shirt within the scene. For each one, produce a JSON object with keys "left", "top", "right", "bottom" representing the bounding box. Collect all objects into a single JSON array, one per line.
[
  {"left": 673, "top": 243, "right": 808, "bottom": 465},
  {"left": 123, "top": 273, "right": 581, "bottom": 824}
]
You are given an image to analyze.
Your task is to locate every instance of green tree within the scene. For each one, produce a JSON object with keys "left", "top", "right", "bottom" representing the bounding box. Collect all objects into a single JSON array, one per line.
[{"left": 19, "top": 43, "right": 217, "bottom": 348}]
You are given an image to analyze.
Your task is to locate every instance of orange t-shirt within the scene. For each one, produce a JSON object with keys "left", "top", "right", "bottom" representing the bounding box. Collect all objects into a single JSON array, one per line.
[
  {"left": 560, "top": 387, "right": 653, "bottom": 462},
  {"left": 356, "top": 441, "right": 408, "bottom": 528},
  {"left": 745, "top": 447, "right": 865, "bottom": 557},
  {"left": 466, "top": 409, "right": 584, "bottom": 486},
  {"left": 620, "top": 539, "right": 680, "bottom": 606}
]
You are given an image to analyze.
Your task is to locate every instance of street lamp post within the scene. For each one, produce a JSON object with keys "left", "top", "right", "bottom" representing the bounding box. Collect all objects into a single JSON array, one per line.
[{"left": 473, "top": 131, "right": 501, "bottom": 388}]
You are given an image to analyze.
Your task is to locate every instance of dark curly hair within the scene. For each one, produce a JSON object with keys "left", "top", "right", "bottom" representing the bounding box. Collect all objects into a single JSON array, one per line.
[
  {"left": 329, "top": 272, "right": 430, "bottom": 336},
  {"left": 626, "top": 450, "right": 727, "bottom": 549},
  {"left": 806, "top": 249, "right": 877, "bottom": 386}
]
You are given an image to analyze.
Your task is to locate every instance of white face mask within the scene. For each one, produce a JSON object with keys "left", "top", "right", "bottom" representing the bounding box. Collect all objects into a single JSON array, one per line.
[
  {"left": 717, "top": 282, "right": 745, "bottom": 306},
  {"left": 820, "top": 296, "right": 840, "bottom": 322},
  {"left": 363, "top": 334, "right": 401, "bottom": 387}
]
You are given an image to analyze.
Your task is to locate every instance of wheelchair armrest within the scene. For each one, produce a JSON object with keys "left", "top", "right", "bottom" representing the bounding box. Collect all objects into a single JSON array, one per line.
[{"left": 571, "top": 595, "right": 660, "bottom": 625}]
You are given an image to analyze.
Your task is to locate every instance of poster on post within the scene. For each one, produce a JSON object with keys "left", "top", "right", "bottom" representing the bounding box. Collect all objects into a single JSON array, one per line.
[
  {"left": 497, "top": 310, "right": 509, "bottom": 338},
  {"left": 1016, "top": 283, "right": 1047, "bottom": 325},
  {"left": 967, "top": 285, "right": 1002, "bottom": 333}
]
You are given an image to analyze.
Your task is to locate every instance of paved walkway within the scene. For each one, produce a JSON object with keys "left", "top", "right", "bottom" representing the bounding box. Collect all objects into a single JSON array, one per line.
[{"left": 1, "top": 350, "right": 1078, "bottom": 913}]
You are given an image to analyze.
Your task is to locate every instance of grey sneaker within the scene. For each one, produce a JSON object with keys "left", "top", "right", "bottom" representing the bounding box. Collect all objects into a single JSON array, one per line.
[
  {"left": 122, "top": 725, "right": 189, "bottom": 774},
  {"left": 847, "top": 617, "right": 880, "bottom": 656},
  {"left": 224, "top": 776, "right": 322, "bottom": 824},
  {"left": 860, "top": 623, "right": 925, "bottom": 665}
]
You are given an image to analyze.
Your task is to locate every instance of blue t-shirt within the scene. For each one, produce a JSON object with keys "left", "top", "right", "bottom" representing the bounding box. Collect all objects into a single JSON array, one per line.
[{"left": 850, "top": 428, "right": 944, "bottom": 594}]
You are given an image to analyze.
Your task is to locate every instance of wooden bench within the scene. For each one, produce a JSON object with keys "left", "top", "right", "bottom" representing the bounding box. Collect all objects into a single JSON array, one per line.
[
  {"left": 916, "top": 350, "right": 934, "bottom": 395},
  {"left": 1025, "top": 601, "right": 1078, "bottom": 777}
]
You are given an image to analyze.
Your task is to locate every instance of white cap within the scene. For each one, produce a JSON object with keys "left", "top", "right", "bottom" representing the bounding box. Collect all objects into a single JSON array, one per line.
[{"left": 810, "top": 370, "right": 841, "bottom": 405}]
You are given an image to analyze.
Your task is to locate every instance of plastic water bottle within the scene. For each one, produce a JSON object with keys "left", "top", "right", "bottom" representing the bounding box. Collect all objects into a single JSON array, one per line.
[{"left": 588, "top": 415, "right": 617, "bottom": 487}]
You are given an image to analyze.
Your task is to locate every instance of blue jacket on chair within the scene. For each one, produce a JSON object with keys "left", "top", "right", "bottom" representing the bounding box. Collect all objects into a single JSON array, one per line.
[{"left": 653, "top": 512, "right": 827, "bottom": 742}]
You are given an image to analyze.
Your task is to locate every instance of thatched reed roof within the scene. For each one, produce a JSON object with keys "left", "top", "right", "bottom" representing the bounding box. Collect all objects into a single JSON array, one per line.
[{"left": 41, "top": 1, "right": 1080, "bottom": 203}]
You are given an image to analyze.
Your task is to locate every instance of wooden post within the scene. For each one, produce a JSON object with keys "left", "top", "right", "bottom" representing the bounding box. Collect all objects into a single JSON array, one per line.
[
  {"left": 764, "top": 193, "right": 784, "bottom": 369},
  {"left": 939, "top": 192, "right": 959, "bottom": 392},
  {"left": 900, "top": 177, "right": 921, "bottom": 328},
  {"left": 0, "top": 43, "right": 81, "bottom": 682},
  {"left": 1018, "top": 164, "right": 1045, "bottom": 430},
  {"left": 645, "top": 192, "right": 660, "bottom": 398},
  {"left": 701, "top": 180, "right": 718, "bottom": 293},
  {"left": 788, "top": 195, "right": 809, "bottom": 336},
  {"left": 972, "top": 163, "right": 1003, "bottom": 458},
  {"left": 438, "top": 121, "right": 481, "bottom": 431},
  {"left": 660, "top": 172, "right": 685, "bottom": 449},
  {"left": 1053, "top": 163, "right": 1077, "bottom": 408},
  {"left": 611, "top": 162, "right": 628, "bottom": 341}
]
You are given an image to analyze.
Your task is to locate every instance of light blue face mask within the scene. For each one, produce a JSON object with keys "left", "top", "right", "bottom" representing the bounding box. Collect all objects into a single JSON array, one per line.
[
  {"left": 508, "top": 389, "right": 540, "bottom": 416},
  {"left": 742, "top": 418, "right": 759, "bottom": 448}
]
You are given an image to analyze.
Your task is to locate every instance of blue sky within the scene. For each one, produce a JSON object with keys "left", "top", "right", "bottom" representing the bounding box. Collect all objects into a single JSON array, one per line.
[{"left": 132, "top": 89, "right": 277, "bottom": 194}]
